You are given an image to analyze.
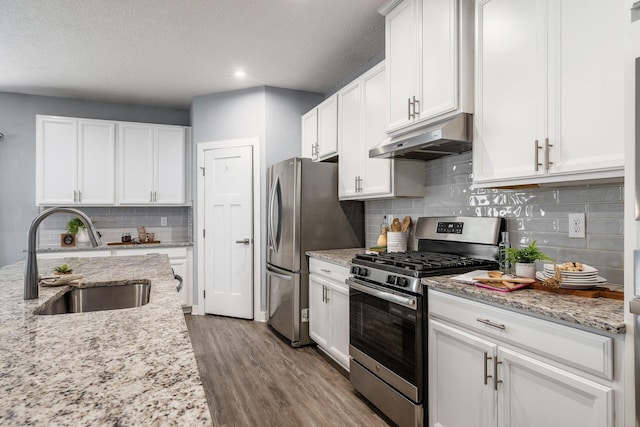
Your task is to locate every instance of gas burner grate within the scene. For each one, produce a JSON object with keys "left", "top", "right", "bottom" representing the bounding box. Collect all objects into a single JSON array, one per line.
[{"left": 354, "top": 251, "right": 494, "bottom": 272}]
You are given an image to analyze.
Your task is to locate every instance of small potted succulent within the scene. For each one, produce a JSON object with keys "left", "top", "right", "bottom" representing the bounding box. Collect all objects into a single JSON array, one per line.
[
  {"left": 504, "top": 240, "right": 552, "bottom": 278},
  {"left": 54, "top": 264, "right": 73, "bottom": 275}
]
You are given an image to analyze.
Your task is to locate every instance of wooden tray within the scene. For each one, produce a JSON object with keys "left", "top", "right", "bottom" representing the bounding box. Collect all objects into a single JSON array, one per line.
[
  {"left": 107, "top": 241, "right": 161, "bottom": 246},
  {"left": 530, "top": 283, "right": 623, "bottom": 300}
]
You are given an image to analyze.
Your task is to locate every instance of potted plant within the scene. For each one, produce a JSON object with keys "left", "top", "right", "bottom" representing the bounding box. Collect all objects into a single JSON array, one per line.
[
  {"left": 66, "top": 217, "right": 89, "bottom": 244},
  {"left": 504, "top": 240, "right": 552, "bottom": 278}
]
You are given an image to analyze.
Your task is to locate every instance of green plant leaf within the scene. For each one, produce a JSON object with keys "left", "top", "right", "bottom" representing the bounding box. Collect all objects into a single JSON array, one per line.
[{"left": 504, "top": 240, "right": 553, "bottom": 264}]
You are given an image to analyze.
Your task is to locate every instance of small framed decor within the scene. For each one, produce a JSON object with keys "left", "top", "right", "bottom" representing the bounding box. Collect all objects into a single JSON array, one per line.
[{"left": 60, "top": 233, "right": 76, "bottom": 247}]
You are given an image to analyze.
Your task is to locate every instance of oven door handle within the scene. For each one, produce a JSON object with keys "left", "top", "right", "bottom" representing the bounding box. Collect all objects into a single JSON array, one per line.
[{"left": 346, "top": 278, "right": 417, "bottom": 310}]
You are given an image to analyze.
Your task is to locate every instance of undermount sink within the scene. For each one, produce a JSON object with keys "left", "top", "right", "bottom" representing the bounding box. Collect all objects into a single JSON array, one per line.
[{"left": 35, "top": 281, "right": 151, "bottom": 315}]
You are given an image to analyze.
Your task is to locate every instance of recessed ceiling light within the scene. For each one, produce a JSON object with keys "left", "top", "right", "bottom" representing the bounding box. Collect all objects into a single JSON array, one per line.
[{"left": 234, "top": 69, "right": 246, "bottom": 78}]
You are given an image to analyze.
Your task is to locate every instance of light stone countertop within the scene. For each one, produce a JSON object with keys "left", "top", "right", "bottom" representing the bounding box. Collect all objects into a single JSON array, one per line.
[
  {"left": 306, "top": 249, "right": 625, "bottom": 335},
  {"left": 37, "top": 241, "right": 193, "bottom": 253},
  {"left": 425, "top": 275, "right": 625, "bottom": 335},
  {"left": 306, "top": 248, "right": 366, "bottom": 268},
  {"left": 0, "top": 255, "right": 212, "bottom": 426}
]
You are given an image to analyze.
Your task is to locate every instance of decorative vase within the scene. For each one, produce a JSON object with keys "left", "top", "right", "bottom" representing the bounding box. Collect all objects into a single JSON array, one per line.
[
  {"left": 514, "top": 262, "right": 536, "bottom": 278},
  {"left": 76, "top": 228, "right": 89, "bottom": 244}
]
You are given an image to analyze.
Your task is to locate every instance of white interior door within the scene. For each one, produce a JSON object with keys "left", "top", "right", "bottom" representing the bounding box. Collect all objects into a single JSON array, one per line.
[{"left": 203, "top": 145, "right": 253, "bottom": 319}]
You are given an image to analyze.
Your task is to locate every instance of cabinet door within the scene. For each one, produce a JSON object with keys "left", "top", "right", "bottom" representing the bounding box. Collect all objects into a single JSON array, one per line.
[
  {"left": 429, "top": 319, "right": 497, "bottom": 427},
  {"left": 546, "top": 0, "right": 624, "bottom": 176},
  {"left": 498, "top": 347, "right": 613, "bottom": 427},
  {"left": 301, "top": 109, "right": 317, "bottom": 159},
  {"left": 361, "top": 63, "right": 392, "bottom": 197},
  {"left": 317, "top": 95, "right": 338, "bottom": 160},
  {"left": 309, "top": 275, "right": 329, "bottom": 348},
  {"left": 328, "top": 283, "right": 350, "bottom": 371},
  {"left": 155, "top": 126, "right": 186, "bottom": 204},
  {"left": 118, "top": 123, "right": 155, "bottom": 204},
  {"left": 418, "top": 0, "right": 458, "bottom": 121},
  {"left": 473, "top": 0, "right": 546, "bottom": 183},
  {"left": 386, "top": 0, "right": 417, "bottom": 132},
  {"left": 37, "top": 116, "right": 78, "bottom": 205},
  {"left": 338, "top": 81, "right": 361, "bottom": 199},
  {"left": 77, "top": 120, "right": 115, "bottom": 204}
]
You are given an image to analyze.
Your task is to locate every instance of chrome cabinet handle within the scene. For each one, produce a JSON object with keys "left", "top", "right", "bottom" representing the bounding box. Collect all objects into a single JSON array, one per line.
[
  {"left": 493, "top": 356, "right": 502, "bottom": 390},
  {"left": 534, "top": 140, "right": 543, "bottom": 171},
  {"left": 77, "top": 190, "right": 82, "bottom": 202},
  {"left": 476, "top": 318, "right": 506, "bottom": 330},
  {"left": 150, "top": 191, "right": 154, "bottom": 202},
  {"left": 235, "top": 238, "right": 251, "bottom": 245},
  {"left": 320, "top": 268, "right": 331, "bottom": 273},
  {"left": 483, "top": 352, "right": 492, "bottom": 385},
  {"left": 73, "top": 190, "right": 77, "bottom": 203},
  {"left": 544, "top": 138, "right": 553, "bottom": 170},
  {"left": 413, "top": 96, "right": 419, "bottom": 118},
  {"left": 325, "top": 286, "right": 330, "bottom": 303},
  {"left": 407, "top": 97, "right": 412, "bottom": 120}
]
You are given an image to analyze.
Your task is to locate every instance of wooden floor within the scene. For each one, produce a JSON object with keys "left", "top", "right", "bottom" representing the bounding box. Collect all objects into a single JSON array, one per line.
[{"left": 185, "top": 314, "right": 391, "bottom": 427}]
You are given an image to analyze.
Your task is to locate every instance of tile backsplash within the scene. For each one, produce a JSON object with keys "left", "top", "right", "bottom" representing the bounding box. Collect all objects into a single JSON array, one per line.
[
  {"left": 365, "top": 152, "right": 624, "bottom": 284},
  {"left": 38, "top": 206, "right": 192, "bottom": 247}
]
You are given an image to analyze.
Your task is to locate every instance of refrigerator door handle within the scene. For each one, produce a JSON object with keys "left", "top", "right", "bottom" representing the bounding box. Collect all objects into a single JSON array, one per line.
[
  {"left": 268, "top": 176, "right": 280, "bottom": 252},
  {"left": 267, "top": 268, "right": 293, "bottom": 281}
]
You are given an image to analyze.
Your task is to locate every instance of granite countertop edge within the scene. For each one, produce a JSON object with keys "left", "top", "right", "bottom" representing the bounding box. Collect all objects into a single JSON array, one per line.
[
  {"left": 305, "top": 249, "right": 625, "bottom": 335},
  {"left": 306, "top": 248, "right": 366, "bottom": 268},
  {"left": 425, "top": 275, "right": 625, "bottom": 335},
  {"left": 0, "top": 255, "right": 212, "bottom": 426},
  {"left": 37, "top": 241, "right": 193, "bottom": 252}
]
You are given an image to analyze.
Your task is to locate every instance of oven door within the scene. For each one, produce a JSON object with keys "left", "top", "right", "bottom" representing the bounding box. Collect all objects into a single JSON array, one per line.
[{"left": 347, "top": 277, "right": 423, "bottom": 403}]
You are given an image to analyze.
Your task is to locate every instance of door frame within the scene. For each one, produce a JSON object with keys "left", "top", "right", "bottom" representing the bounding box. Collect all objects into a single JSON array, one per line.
[{"left": 195, "top": 138, "right": 262, "bottom": 319}]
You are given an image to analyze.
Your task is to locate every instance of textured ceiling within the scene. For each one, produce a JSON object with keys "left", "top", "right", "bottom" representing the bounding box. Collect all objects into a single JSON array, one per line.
[{"left": 0, "top": 0, "right": 387, "bottom": 108}]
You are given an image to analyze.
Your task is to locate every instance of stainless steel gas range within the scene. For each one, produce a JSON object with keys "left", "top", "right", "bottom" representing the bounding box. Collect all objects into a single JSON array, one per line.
[{"left": 346, "top": 216, "right": 503, "bottom": 427}]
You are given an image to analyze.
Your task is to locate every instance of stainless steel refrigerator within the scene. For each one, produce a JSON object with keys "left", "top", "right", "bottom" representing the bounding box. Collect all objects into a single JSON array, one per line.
[{"left": 267, "top": 157, "right": 363, "bottom": 347}]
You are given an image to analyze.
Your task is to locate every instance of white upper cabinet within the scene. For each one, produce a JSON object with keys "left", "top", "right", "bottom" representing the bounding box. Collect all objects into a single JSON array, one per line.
[
  {"left": 473, "top": 0, "right": 625, "bottom": 186},
  {"left": 382, "top": 0, "right": 472, "bottom": 135},
  {"left": 301, "top": 109, "right": 317, "bottom": 159},
  {"left": 37, "top": 115, "right": 115, "bottom": 205},
  {"left": 118, "top": 123, "right": 186, "bottom": 205},
  {"left": 338, "top": 61, "right": 425, "bottom": 200},
  {"left": 301, "top": 95, "right": 338, "bottom": 161}
]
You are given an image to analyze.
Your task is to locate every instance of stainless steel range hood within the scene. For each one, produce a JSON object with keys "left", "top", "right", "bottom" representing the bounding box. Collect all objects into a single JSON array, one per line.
[{"left": 369, "top": 113, "right": 472, "bottom": 160}]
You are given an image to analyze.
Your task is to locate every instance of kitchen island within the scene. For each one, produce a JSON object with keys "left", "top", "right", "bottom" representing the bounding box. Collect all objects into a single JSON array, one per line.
[{"left": 0, "top": 255, "right": 211, "bottom": 426}]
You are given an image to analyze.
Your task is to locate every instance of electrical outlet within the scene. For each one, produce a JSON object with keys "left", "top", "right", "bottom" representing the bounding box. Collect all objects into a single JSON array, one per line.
[
  {"left": 160, "top": 217, "right": 167, "bottom": 227},
  {"left": 568, "top": 213, "right": 585, "bottom": 238}
]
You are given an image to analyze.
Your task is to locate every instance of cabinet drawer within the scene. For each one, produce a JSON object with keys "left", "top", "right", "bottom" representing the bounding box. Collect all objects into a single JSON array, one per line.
[
  {"left": 428, "top": 290, "right": 613, "bottom": 380},
  {"left": 309, "top": 258, "right": 350, "bottom": 285}
]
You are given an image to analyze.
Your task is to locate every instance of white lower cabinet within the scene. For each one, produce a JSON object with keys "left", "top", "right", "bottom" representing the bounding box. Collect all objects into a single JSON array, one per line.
[
  {"left": 309, "top": 258, "right": 350, "bottom": 371},
  {"left": 428, "top": 290, "right": 615, "bottom": 427}
]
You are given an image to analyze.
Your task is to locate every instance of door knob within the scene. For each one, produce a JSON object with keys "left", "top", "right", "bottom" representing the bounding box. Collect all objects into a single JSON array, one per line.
[{"left": 235, "top": 238, "right": 251, "bottom": 245}]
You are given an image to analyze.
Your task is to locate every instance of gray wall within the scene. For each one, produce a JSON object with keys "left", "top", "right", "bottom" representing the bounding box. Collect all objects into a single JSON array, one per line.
[
  {"left": 0, "top": 91, "right": 189, "bottom": 266},
  {"left": 366, "top": 152, "right": 624, "bottom": 284},
  {"left": 191, "top": 86, "right": 323, "bottom": 311}
]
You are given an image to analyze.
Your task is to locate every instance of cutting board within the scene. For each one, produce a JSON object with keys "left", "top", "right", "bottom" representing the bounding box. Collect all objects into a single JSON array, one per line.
[
  {"left": 107, "top": 241, "right": 161, "bottom": 246},
  {"left": 530, "top": 283, "right": 623, "bottom": 300}
]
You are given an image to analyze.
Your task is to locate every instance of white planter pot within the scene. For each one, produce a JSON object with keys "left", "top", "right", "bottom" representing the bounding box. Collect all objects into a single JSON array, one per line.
[
  {"left": 76, "top": 228, "right": 89, "bottom": 244},
  {"left": 514, "top": 262, "right": 536, "bottom": 278}
]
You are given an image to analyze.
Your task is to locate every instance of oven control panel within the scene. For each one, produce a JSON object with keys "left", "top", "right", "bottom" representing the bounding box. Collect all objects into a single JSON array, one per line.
[
  {"left": 386, "top": 275, "right": 409, "bottom": 287},
  {"left": 350, "top": 266, "right": 369, "bottom": 277},
  {"left": 436, "top": 221, "right": 464, "bottom": 234}
]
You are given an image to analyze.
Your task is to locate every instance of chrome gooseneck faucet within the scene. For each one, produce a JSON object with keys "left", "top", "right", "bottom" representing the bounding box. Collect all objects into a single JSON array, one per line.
[{"left": 24, "top": 207, "right": 101, "bottom": 300}]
